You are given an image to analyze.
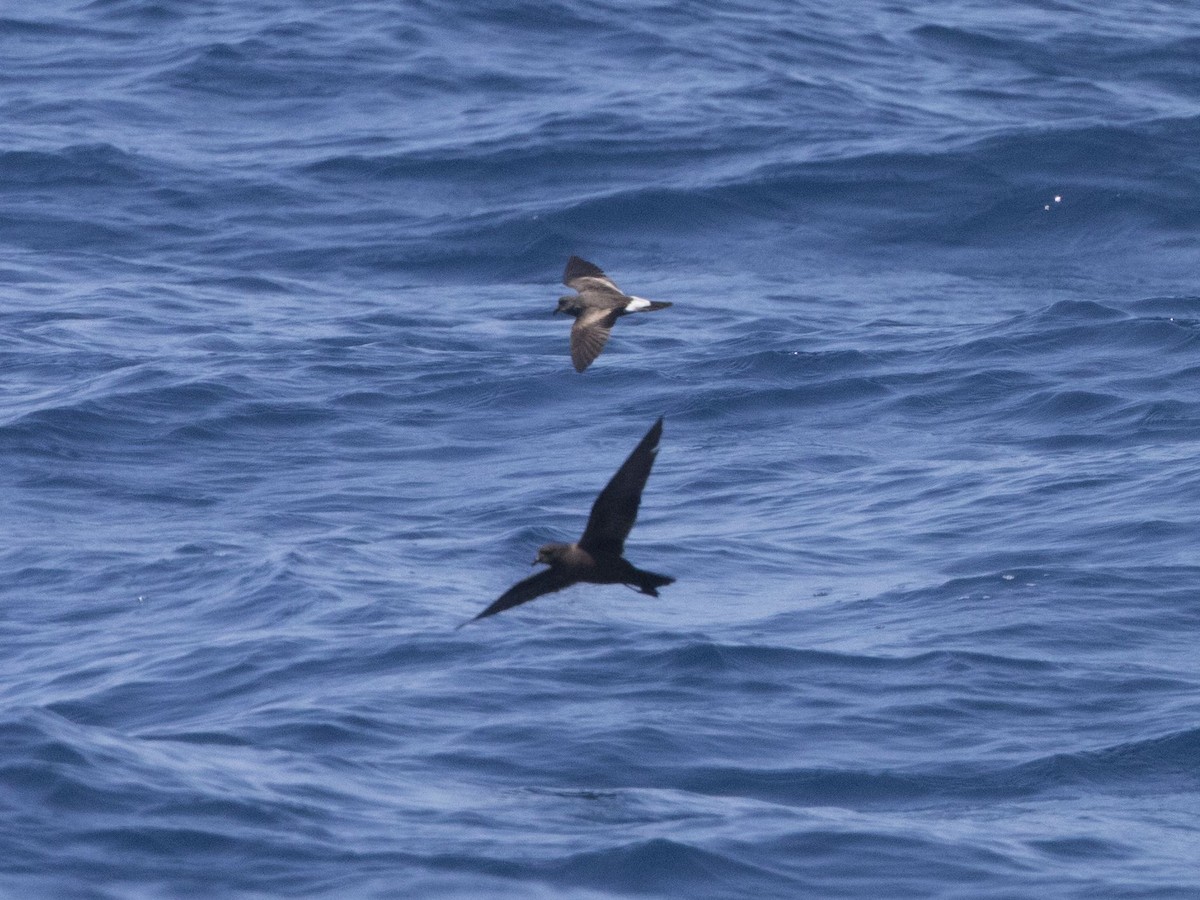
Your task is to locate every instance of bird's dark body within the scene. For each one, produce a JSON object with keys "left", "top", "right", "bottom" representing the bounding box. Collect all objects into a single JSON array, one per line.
[
  {"left": 540, "top": 543, "right": 672, "bottom": 593},
  {"left": 467, "top": 418, "right": 673, "bottom": 623}
]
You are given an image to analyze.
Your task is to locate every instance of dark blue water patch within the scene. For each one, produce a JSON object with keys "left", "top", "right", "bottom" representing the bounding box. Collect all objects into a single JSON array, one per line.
[
  {"left": 677, "top": 377, "right": 893, "bottom": 426},
  {"left": 1128, "top": 294, "right": 1200, "bottom": 317},
  {"left": 165, "top": 39, "right": 350, "bottom": 100},
  {"left": 0, "top": 13, "right": 132, "bottom": 41},
  {"left": 0, "top": 143, "right": 149, "bottom": 188},
  {"left": 907, "top": 20, "right": 1200, "bottom": 96},
  {"left": 663, "top": 765, "right": 934, "bottom": 809},
  {"left": 1108, "top": 36, "right": 1200, "bottom": 95},
  {"left": 0, "top": 211, "right": 138, "bottom": 255},
  {"left": 185, "top": 273, "right": 298, "bottom": 295},
  {"left": 1132, "top": 397, "right": 1200, "bottom": 429},
  {"left": 1018, "top": 388, "right": 1123, "bottom": 420},
  {"left": 1033, "top": 299, "right": 1129, "bottom": 323},
  {"left": 43, "top": 639, "right": 297, "bottom": 732},
  {"left": 172, "top": 397, "right": 342, "bottom": 436},
  {"left": 1003, "top": 726, "right": 1200, "bottom": 794},
  {"left": 0, "top": 375, "right": 256, "bottom": 459},
  {"left": 539, "top": 837, "right": 787, "bottom": 898},
  {"left": 78, "top": 0, "right": 190, "bottom": 24},
  {"left": 1010, "top": 300, "right": 1200, "bottom": 355},
  {"left": 865, "top": 297, "right": 1200, "bottom": 444},
  {"left": 299, "top": 127, "right": 733, "bottom": 186},
  {"left": 883, "top": 366, "right": 1051, "bottom": 418},
  {"left": 652, "top": 641, "right": 1062, "bottom": 683},
  {"left": 879, "top": 568, "right": 1163, "bottom": 607},
  {"left": 1026, "top": 834, "right": 1135, "bottom": 862},
  {"left": 750, "top": 828, "right": 1032, "bottom": 896},
  {"left": 911, "top": 23, "right": 1051, "bottom": 68},
  {"left": 654, "top": 721, "right": 1200, "bottom": 811},
  {"left": 0, "top": 404, "right": 150, "bottom": 459},
  {"left": 643, "top": 116, "right": 1200, "bottom": 256}
]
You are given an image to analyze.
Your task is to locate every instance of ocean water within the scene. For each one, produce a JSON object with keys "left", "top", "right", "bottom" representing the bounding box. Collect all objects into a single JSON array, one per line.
[{"left": 2, "top": 1, "right": 1200, "bottom": 897}]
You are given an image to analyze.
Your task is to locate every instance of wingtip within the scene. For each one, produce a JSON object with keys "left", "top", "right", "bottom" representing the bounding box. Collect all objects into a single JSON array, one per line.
[
  {"left": 638, "top": 417, "right": 664, "bottom": 456},
  {"left": 458, "top": 610, "right": 489, "bottom": 628},
  {"left": 563, "top": 255, "right": 606, "bottom": 284}
]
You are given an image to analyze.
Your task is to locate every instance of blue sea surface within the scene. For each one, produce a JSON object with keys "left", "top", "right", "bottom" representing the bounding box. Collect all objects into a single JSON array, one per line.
[{"left": 3, "top": 1, "right": 1200, "bottom": 897}]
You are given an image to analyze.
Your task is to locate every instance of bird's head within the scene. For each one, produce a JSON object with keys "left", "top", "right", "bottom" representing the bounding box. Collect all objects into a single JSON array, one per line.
[
  {"left": 554, "top": 296, "right": 581, "bottom": 316},
  {"left": 533, "top": 542, "right": 570, "bottom": 566}
]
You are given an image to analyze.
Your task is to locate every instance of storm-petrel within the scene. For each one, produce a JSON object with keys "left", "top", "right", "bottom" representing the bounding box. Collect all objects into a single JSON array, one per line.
[
  {"left": 465, "top": 417, "right": 674, "bottom": 624},
  {"left": 555, "top": 256, "right": 672, "bottom": 372}
]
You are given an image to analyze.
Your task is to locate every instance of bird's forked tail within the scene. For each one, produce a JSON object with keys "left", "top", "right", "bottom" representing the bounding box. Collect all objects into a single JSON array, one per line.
[
  {"left": 629, "top": 567, "right": 675, "bottom": 597},
  {"left": 625, "top": 296, "right": 673, "bottom": 313}
]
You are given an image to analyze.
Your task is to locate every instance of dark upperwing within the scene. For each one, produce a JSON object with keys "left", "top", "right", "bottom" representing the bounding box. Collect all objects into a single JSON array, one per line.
[
  {"left": 579, "top": 417, "right": 663, "bottom": 558},
  {"left": 468, "top": 567, "right": 575, "bottom": 623},
  {"left": 563, "top": 255, "right": 606, "bottom": 284},
  {"left": 563, "top": 256, "right": 624, "bottom": 295}
]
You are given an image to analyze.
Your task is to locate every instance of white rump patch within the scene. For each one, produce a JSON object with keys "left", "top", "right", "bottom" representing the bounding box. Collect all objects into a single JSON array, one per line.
[{"left": 625, "top": 296, "right": 653, "bottom": 311}]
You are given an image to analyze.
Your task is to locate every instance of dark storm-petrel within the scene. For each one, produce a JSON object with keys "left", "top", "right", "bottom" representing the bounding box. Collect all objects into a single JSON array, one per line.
[
  {"left": 465, "top": 418, "right": 674, "bottom": 624},
  {"left": 555, "top": 256, "right": 672, "bottom": 372}
]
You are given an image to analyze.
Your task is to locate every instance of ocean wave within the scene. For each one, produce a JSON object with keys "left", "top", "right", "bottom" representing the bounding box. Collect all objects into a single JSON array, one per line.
[
  {"left": 643, "top": 723, "right": 1200, "bottom": 811},
  {"left": 544, "top": 837, "right": 783, "bottom": 897},
  {"left": 5, "top": 2, "right": 1200, "bottom": 897},
  {"left": 0, "top": 143, "right": 148, "bottom": 188}
]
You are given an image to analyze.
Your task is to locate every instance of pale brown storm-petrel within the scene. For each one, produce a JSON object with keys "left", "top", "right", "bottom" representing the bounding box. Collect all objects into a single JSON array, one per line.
[
  {"left": 464, "top": 417, "right": 674, "bottom": 624},
  {"left": 555, "top": 256, "right": 672, "bottom": 372}
]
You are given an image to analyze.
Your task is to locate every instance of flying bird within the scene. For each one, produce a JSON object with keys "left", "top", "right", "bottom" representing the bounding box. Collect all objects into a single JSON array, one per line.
[
  {"left": 465, "top": 417, "right": 674, "bottom": 624},
  {"left": 555, "top": 256, "right": 672, "bottom": 372}
]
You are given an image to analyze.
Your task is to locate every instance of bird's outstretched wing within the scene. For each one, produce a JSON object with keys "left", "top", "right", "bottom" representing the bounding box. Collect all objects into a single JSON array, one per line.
[
  {"left": 579, "top": 418, "right": 663, "bottom": 557},
  {"left": 569, "top": 307, "right": 618, "bottom": 372},
  {"left": 468, "top": 567, "right": 575, "bottom": 622},
  {"left": 563, "top": 256, "right": 624, "bottom": 296}
]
